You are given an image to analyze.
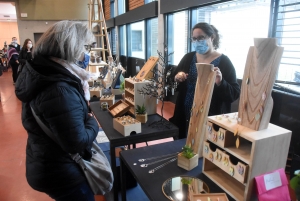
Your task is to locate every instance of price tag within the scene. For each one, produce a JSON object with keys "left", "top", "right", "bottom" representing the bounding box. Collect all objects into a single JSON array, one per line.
[{"left": 264, "top": 171, "right": 282, "bottom": 191}]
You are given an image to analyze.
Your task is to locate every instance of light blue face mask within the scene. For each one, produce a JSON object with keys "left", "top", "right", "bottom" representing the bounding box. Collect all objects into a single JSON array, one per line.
[
  {"left": 76, "top": 53, "right": 90, "bottom": 69},
  {"left": 193, "top": 40, "right": 209, "bottom": 55}
]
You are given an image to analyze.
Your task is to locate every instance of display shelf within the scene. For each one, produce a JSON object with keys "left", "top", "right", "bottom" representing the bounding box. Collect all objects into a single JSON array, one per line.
[
  {"left": 203, "top": 114, "right": 292, "bottom": 201},
  {"left": 203, "top": 165, "right": 245, "bottom": 201},
  {"left": 124, "top": 78, "right": 156, "bottom": 115}
]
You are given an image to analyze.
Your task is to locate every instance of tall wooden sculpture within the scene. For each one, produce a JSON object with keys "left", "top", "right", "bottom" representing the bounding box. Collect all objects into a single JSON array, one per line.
[
  {"left": 186, "top": 63, "right": 216, "bottom": 157},
  {"left": 238, "top": 38, "right": 284, "bottom": 130}
]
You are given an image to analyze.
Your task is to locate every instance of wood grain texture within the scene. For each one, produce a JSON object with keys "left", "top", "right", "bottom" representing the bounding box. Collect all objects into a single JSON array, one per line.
[
  {"left": 203, "top": 114, "right": 291, "bottom": 201},
  {"left": 186, "top": 63, "right": 216, "bottom": 157},
  {"left": 238, "top": 38, "right": 284, "bottom": 130},
  {"left": 135, "top": 56, "right": 159, "bottom": 81}
]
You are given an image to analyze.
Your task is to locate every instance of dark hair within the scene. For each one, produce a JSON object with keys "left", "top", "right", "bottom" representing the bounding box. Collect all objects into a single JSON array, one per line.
[
  {"left": 192, "top": 22, "right": 220, "bottom": 50},
  {"left": 22, "top": 39, "right": 32, "bottom": 50}
]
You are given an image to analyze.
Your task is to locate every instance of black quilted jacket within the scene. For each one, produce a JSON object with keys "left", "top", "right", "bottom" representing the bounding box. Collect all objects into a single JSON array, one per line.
[{"left": 15, "top": 55, "right": 98, "bottom": 193}]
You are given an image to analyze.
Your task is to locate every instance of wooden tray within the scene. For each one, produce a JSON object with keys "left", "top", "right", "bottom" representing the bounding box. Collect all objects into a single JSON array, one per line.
[
  {"left": 135, "top": 56, "right": 159, "bottom": 81},
  {"left": 108, "top": 100, "right": 130, "bottom": 117},
  {"left": 191, "top": 193, "right": 229, "bottom": 201}
]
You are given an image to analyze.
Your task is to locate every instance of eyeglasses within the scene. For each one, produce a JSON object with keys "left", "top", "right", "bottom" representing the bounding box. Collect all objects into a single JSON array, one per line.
[
  {"left": 190, "top": 35, "right": 207, "bottom": 43},
  {"left": 84, "top": 42, "right": 97, "bottom": 52}
]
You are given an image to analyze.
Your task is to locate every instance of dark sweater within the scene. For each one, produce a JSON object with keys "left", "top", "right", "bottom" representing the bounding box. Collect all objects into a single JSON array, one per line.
[
  {"left": 15, "top": 55, "right": 99, "bottom": 193},
  {"left": 170, "top": 52, "right": 240, "bottom": 139}
]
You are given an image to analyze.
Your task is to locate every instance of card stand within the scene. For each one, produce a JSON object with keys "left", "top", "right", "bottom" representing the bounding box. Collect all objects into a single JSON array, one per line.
[
  {"left": 108, "top": 100, "right": 130, "bottom": 117},
  {"left": 203, "top": 141, "right": 249, "bottom": 184},
  {"left": 191, "top": 193, "right": 229, "bottom": 201},
  {"left": 113, "top": 116, "right": 141, "bottom": 136},
  {"left": 100, "top": 95, "right": 115, "bottom": 107},
  {"left": 89, "top": 87, "right": 103, "bottom": 98}
]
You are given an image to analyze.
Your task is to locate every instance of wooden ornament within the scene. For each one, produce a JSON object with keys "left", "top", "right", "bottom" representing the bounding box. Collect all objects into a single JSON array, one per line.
[{"left": 236, "top": 137, "right": 240, "bottom": 148}]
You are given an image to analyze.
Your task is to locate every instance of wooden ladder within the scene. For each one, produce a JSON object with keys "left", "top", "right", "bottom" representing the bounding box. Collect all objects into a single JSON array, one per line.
[{"left": 88, "top": 0, "right": 112, "bottom": 63}]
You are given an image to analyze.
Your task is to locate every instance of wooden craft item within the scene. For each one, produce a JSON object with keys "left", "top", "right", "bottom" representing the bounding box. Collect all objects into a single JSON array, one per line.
[
  {"left": 238, "top": 38, "right": 284, "bottom": 130},
  {"left": 135, "top": 56, "right": 159, "bottom": 81},
  {"left": 177, "top": 153, "right": 199, "bottom": 171},
  {"left": 100, "top": 94, "right": 115, "bottom": 107},
  {"left": 186, "top": 63, "right": 216, "bottom": 157},
  {"left": 89, "top": 86, "right": 102, "bottom": 98},
  {"left": 191, "top": 193, "right": 229, "bottom": 201},
  {"left": 113, "top": 115, "right": 141, "bottom": 136},
  {"left": 108, "top": 100, "right": 130, "bottom": 117}
]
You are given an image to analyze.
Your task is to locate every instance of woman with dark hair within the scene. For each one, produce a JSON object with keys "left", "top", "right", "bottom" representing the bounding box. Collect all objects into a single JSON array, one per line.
[
  {"left": 19, "top": 39, "right": 33, "bottom": 65},
  {"left": 15, "top": 21, "right": 101, "bottom": 200},
  {"left": 170, "top": 22, "right": 240, "bottom": 139}
]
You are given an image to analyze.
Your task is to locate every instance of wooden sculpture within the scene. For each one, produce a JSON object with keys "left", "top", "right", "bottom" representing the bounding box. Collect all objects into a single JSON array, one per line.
[
  {"left": 186, "top": 63, "right": 216, "bottom": 157},
  {"left": 238, "top": 38, "right": 284, "bottom": 130}
]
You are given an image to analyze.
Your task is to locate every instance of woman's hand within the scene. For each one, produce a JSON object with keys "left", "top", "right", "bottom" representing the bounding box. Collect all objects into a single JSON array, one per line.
[
  {"left": 175, "top": 72, "right": 188, "bottom": 82},
  {"left": 214, "top": 67, "right": 222, "bottom": 86}
]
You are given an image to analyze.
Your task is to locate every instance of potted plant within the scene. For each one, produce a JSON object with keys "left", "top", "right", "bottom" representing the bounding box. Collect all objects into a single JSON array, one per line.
[
  {"left": 135, "top": 104, "right": 147, "bottom": 123},
  {"left": 290, "top": 170, "right": 300, "bottom": 200},
  {"left": 120, "top": 80, "right": 125, "bottom": 99},
  {"left": 177, "top": 145, "right": 199, "bottom": 171}
]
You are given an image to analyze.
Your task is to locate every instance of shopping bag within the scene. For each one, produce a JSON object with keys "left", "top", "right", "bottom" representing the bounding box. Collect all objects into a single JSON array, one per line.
[{"left": 255, "top": 168, "right": 290, "bottom": 201}]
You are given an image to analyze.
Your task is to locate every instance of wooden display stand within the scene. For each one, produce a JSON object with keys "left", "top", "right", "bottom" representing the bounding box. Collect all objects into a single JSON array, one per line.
[
  {"left": 238, "top": 38, "right": 284, "bottom": 131},
  {"left": 108, "top": 100, "right": 130, "bottom": 117},
  {"left": 186, "top": 63, "right": 216, "bottom": 157},
  {"left": 202, "top": 114, "right": 291, "bottom": 201},
  {"left": 113, "top": 116, "right": 141, "bottom": 136},
  {"left": 135, "top": 56, "right": 159, "bottom": 81},
  {"left": 89, "top": 87, "right": 103, "bottom": 98},
  {"left": 100, "top": 95, "right": 115, "bottom": 107},
  {"left": 124, "top": 78, "right": 157, "bottom": 115}
]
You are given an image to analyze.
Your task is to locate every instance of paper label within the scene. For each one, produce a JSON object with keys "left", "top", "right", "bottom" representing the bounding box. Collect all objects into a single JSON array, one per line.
[{"left": 264, "top": 171, "right": 282, "bottom": 191}]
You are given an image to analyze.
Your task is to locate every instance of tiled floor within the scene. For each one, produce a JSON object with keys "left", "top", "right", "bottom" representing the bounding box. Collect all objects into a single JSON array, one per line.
[{"left": 0, "top": 70, "right": 296, "bottom": 201}]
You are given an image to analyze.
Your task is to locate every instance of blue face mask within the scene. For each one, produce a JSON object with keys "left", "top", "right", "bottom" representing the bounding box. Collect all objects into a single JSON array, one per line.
[
  {"left": 76, "top": 53, "right": 90, "bottom": 69},
  {"left": 193, "top": 40, "right": 209, "bottom": 55}
]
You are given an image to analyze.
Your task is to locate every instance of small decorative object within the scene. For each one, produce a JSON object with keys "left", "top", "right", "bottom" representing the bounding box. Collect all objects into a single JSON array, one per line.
[
  {"left": 290, "top": 170, "right": 300, "bottom": 201},
  {"left": 204, "top": 145, "right": 209, "bottom": 154},
  {"left": 100, "top": 94, "right": 115, "bottom": 107},
  {"left": 209, "top": 153, "right": 214, "bottom": 162},
  {"left": 238, "top": 164, "right": 245, "bottom": 175},
  {"left": 229, "top": 167, "right": 234, "bottom": 176},
  {"left": 177, "top": 145, "right": 198, "bottom": 171},
  {"left": 212, "top": 132, "right": 217, "bottom": 142},
  {"left": 113, "top": 115, "right": 141, "bottom": 136},
  {"left": 135, "top": 104, "right": 147, "bottom": 123},
  {"left": 223, "top": 157, "right": 229, "bottom": 166},
  {"left": 101, "top": 102, "right": 108, "bottom": 111}
]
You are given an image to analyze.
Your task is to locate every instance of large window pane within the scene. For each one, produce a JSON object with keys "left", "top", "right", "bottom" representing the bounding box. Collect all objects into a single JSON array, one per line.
[
  {"left": 127, "top": 21, "right": 145, "bottom": 59},
  {"left": 118, "top": 0, "right": 125, "bottom": 15},
  {"left": 119, "top": 25, "right": 127, "bottom": 56},
  {"left": 110, "top": 1, "right": 114, "bottom": 18},
  {"left": 108, "top": 28, "right": 116, "bottom": 55},
  {"left": 146, "top": 17, "right": 158, "bottom": 59},
  {"left": 167, "top": 11, "right": 189, "bottom": 65},
  {"left": 191, "top": 0, "right": 271, "bottom": 79}
]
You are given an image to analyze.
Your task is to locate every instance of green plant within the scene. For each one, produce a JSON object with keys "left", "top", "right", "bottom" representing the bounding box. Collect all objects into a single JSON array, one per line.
[
  {"left": 136, "top": 104, "right": 146, "bottom": 115},
  {"left": 181, "top": 177, "right": 193, "bottom": 185},
  {"left": 290, "top": 170, "right": 300, "bottom": 200},
  {"left": 182, "top": 145, "right": 196, "bottom": 159},
  {"left": 120, "top": 80, "right": 125, "bottom": 91}
]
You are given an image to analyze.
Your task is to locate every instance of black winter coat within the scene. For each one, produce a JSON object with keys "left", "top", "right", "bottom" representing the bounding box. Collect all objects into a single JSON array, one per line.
[
  {"left": 170, "top": 52, "right": 240, "bottom": 139},
  {"left": 19, "top": 48, "right": 33, "bottom": 65},
  {"left": 15, "top": 55, "right": 99, "bottom": 193}
]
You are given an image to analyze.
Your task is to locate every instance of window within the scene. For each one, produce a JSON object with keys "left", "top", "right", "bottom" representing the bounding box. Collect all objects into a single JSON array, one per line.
[
  {"left": 108, "top": 28, "right": 116, "bottom": 55},
  {"left": 119, "top": 25, "right": 127, "bottom": 56},
  {"left": 110, "top": 0, "right": 115, "bottom": 18},
  {"left": 118, "top": 0, "right": 126, "bottom": 15},
  {"left": 132, "top": 31, "right": 143, "bottom": 51},
  {"left": 166, "top": 0, "right": 271, "bottom": 79},
  {"left": 166, "top": 10, "right": 189, "bottom": 65},
  {"left": 145, "top": 0, "right": 155, "bottom": 4},
  {"left": 127, "top": 21, "right": 145, "bottom": 59},
  {"left": 146, "top": 17, "right": 158, "bottom": 58},
  {"left": 271, "top": 0, "right": 300, "bottom": 83}
]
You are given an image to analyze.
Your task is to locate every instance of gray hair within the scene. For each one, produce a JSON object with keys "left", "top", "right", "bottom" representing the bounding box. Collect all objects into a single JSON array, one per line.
[{"left": 33, "top": 20, "right": 95, "bottom": 63}]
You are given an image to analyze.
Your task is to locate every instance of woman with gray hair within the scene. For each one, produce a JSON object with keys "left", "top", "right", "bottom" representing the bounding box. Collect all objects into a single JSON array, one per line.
[{"left": 15, "top": 21, "right": 100, "bottom": 200}]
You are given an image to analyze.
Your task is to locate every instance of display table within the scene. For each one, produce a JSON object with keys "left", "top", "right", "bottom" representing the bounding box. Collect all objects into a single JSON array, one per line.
[
  {"left": 119, "top": 139, "right": 233, "bottom": 201},
  {"left": 89, "top": 102, "right": 179, "bottom": 201}
]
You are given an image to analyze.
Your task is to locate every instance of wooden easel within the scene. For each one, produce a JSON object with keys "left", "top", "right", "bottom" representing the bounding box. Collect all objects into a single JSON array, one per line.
[
  {"left": 186, "top": 63, "right": 216, "bottom": 157},
  {"left": 238, "top": 38, "right": 284, "bottom": 130}
]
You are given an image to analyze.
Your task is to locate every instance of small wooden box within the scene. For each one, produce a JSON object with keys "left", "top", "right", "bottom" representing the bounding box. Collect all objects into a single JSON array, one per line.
[
  {"left": 90, "top": 87, "right": 103, "bottom": 98},
  {"left": 177, "top": 153, "right": 199, "bottom": 171},
  {"left": 100, "top": 95, "right": 115, "bottom": 107},
  {"left": 108, "top": 100, "right": 130, "bottom": 117},
  {"left": 113, "top": 116, "right": 141, "bottom": 136},
  {"left": 191, "top": 193, "right": 229, "bottom": 201}
]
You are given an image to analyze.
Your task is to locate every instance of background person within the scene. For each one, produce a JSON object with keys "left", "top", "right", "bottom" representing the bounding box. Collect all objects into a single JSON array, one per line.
[
  {"left": 18, "top": 39, "right": 33, "bottom": 72},
  {"left": 170, "top": 22, "right": 240, "bottom": 139},
  {"left": 7, "top": 45, "right": 19, "bottom": 84},
  {"left": 15, "top": 21, "right": 100, "bottom": 201}
]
